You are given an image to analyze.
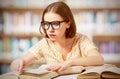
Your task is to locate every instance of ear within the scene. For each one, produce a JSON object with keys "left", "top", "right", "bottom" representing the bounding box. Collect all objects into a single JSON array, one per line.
[{"left": 66, "top": 21, "right": 71, "bottom": 28}]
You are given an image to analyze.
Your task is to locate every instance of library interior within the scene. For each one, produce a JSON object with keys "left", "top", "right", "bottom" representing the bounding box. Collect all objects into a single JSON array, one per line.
[{"left": 0, "top": 0, "right": 120, "bottom": 76}]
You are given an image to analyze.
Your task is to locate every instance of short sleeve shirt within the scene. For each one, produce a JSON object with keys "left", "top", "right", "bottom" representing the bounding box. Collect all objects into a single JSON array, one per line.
[{"left": 28, "top": 33, "right": 97, "bottom": 64}]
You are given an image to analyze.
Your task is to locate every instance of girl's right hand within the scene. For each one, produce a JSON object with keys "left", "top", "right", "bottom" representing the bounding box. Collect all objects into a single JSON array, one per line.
[{"left": 10, "top": 58, "right": 24, "bottom": 73}]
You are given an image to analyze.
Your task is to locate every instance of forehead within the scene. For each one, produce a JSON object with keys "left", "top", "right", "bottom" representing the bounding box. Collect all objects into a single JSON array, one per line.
[{"left": 44, "top": 12, "right": 63, "bottom": 21}]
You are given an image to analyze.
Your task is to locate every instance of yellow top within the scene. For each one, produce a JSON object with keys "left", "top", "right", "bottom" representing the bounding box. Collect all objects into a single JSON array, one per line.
[{"left": 28, "top": 33, "right": 97, "bottom": 64}]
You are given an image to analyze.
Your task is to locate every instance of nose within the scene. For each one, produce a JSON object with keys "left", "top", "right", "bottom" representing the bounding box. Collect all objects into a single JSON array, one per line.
[{"left": 48, "top": 25, "right": 54, "bottom": 32}]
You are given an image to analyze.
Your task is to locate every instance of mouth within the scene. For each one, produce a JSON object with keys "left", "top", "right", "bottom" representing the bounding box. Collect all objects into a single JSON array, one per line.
[{"left": 48, "top": 34, "right": 56, "bottom": 38}]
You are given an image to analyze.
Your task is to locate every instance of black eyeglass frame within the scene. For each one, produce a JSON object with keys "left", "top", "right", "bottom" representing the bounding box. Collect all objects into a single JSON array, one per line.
[{"left": 41, "top": 20, "right": 67, "bottom": 30}]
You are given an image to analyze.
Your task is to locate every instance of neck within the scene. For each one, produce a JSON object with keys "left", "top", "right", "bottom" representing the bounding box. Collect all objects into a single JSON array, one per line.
[{"left": 54, "top": 37, "right": 75, "bottom": 47}]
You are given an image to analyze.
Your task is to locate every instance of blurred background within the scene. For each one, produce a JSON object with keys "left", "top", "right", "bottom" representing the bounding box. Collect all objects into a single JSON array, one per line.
[{"left": 0, "top": 0, "right": 120, "bottom": 74}]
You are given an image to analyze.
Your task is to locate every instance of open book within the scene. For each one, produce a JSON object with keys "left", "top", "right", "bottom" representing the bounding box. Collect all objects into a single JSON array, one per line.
[
  {"left": 0, "top": 71, "right": 20, "bottom": 79},
  {"left": 77, "top": 64, "right": 120, "bottom": 79},
  {"left": 0, "top": 64, "right": 85, "bottom": 79},
  {"left": 0, "top": 64, "right": 120, "bottom": 79}
]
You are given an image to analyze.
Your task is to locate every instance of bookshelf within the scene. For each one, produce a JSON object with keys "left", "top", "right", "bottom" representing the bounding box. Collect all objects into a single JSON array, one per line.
[
  {"left": 70, "top": 0, "right": 120, "bottom": 67},
  {"left": 93, "top": 35, "right": 120, "bottom": 67},
  {"left": 0, "top": 0, "right": 120, "bottom": 74},
  {"left": 0, "top": 4, "right": 44, "bottom": 74}
]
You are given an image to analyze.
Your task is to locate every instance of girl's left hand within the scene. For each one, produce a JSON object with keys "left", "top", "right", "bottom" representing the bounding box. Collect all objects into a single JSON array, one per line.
[{"left": 46, "top": 59, "right": 73, "bottom": 72}]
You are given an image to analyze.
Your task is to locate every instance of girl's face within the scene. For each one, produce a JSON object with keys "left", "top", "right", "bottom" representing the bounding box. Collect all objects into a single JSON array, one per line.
[{"left": 44, "top": 12, "right": 70, "bottom": 41}]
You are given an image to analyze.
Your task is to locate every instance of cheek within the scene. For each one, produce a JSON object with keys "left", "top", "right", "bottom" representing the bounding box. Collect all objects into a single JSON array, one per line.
[
  {"left": 57, "top": 26, "right": 66, "bottom": 34},
  {"left": 46, "top": 30, "right": 50, "bottom": 35},
  {"left": 60, "top": 24, "right": 67, "bottom": 31}
]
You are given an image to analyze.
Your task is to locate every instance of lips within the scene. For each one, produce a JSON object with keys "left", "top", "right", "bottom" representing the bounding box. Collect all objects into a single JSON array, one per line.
[{"left": 48, "top": 34, "right": 56, "bottom": 38}]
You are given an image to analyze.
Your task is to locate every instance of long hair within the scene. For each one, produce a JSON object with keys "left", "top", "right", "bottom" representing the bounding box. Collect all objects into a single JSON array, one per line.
[{"left": 39, "top": 2, "right": 76, "bottom": 38}]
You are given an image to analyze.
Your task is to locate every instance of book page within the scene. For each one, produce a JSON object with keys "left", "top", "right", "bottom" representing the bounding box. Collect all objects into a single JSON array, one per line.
[
  {"left": 54, "top": 74, "right": 78, "bottom": 79},
  {"left": 0, "top": 71, "right": 20, "bottom": 79},
  {"left": 101, "top": 67, "right": 120, "bottom": 78},
  {"left": 2, "top": 71, "right": 20, "bottom": 76},
  {"left": 80, "top": 64, "right": 116, "bottom": 75},
  {"left": 103, "top": 67, "right": 120, "bottom": 74},
  {"left": 23, "top": 64, "right": 51, "bottom": 75},
  {"left": 20, "top": 71, "right": 58, "bottom": 79},
  {"left": 77, "top": 64, "right": 115, "bottom": 79},
  {"left": 24, "top": 65, "right": 85, "bottom": 75},
  {"left": 58, "top": 66, "right": 85, "bottom": 75},
  {"left": 80, "top": 66, "right": 106, "bottom": 75}
]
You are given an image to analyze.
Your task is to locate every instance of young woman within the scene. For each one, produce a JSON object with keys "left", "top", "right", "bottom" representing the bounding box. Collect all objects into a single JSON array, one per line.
[{"left": 10, "top": 1, "right": 104, "bottom": 72}]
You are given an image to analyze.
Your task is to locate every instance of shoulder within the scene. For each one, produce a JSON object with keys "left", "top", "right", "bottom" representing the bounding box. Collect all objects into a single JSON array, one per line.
[
  {"left": 75, "top": 33, "right": 88, "bottom": 42},
  {"left": 38, "top": 37, "right": 53, "bottom": 46},
  {"left": 38, "top": 37, "right": 48, "bottom": 44}
]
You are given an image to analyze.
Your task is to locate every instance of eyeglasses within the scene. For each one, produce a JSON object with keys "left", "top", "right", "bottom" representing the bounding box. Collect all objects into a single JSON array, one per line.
[{"left": 41, "top": 20, "right": 67, "bottom": 30}]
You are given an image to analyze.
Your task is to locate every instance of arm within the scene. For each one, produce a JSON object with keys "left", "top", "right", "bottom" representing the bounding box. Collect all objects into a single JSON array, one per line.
[
  {"left": 46, "top": 36, "right": 104, "bottom": 71},
  {"left": 60, "top": 48, "right": 104, "bottom": 71},
  {"left": 10, "top": 39, "right": 45, "bottom": 72},
  {"left": 71, "top": 35, "right": 104, "bottom": 66},
  {"left": 46, "top": 48, "right": 104, "bottom": 72},
  {"left": 71, "top": 48, "right": 104, "bottom": 66},
  {"left": 10, "top": 52, "right": 37, "bottom": 72}
]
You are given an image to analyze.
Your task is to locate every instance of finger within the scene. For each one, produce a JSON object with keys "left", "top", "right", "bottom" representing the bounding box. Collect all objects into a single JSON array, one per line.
[
  {"left": 10, "top": 64, "right": 14, "bottom": 71},
  {"left": 46, "top": 65, "right": 54, "bottom": 71},
  {"left": 19, "top": 61, "right": 24, "bottom": 72},
  {"left": 58, "top": 66, "right": 66, "bottom": 72},
  {"left": 46, "top": 65, "right": 60, "bottom": 71},
  {"left": 46, "top": 67, "right": 51, "bottom": 71},
  {"left": 52, "top": 66, "right": 61, "bottom": 71},
  {"left": 10, "top": 62, "right": 18, "bottom": 71}
]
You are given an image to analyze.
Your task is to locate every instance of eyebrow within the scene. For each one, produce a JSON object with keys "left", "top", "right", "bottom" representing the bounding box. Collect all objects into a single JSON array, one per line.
[{"left": 44, "top": 20, "right": 64, "bottom": 22}]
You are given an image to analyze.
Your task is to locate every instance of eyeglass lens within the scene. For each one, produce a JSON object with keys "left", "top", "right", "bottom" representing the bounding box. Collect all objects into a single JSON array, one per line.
[{"left": 41, "top": 21, "right": 65, "bottom": 30}]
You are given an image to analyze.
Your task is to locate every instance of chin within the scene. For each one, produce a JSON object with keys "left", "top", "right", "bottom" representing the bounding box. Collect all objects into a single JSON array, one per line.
[{"left": 49, "top": 37, "right": 56, "bottom": 41}]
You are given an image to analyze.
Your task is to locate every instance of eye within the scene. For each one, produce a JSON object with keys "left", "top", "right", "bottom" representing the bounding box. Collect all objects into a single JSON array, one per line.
[
  {"left": 41, "top": 22, "right": 50, "bottom": 29},
  {"left": 52, "top": 21, "right": 60, "bottom": 26},
  {"left": 44, "top": 22, "right": 50, "bottom": 26}
]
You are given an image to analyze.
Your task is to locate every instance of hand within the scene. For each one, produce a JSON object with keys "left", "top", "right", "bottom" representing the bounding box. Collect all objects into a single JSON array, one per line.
[
  {"left": 46, "top": 63, "right": 61, "bottom": 71},
  {"left": 58, "top": 59, "right": 73, "bottom": 72},
  {"left": 46, "top": 59, "right": 73, "bottom": 72},
  {"left": 10, "top": 58, "right": 24, "bottom": 73}
]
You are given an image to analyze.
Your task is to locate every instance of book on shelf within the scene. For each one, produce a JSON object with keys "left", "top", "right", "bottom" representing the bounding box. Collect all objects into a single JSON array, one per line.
[
  {"left": 0, "top": 64, "right": 120, "bottom": 79},
  {"left": 95, "top": 41, "right": 120, "bottom": 54},
  {"left": 77, "top": 64, "right": 120, "bottom": 79}
]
